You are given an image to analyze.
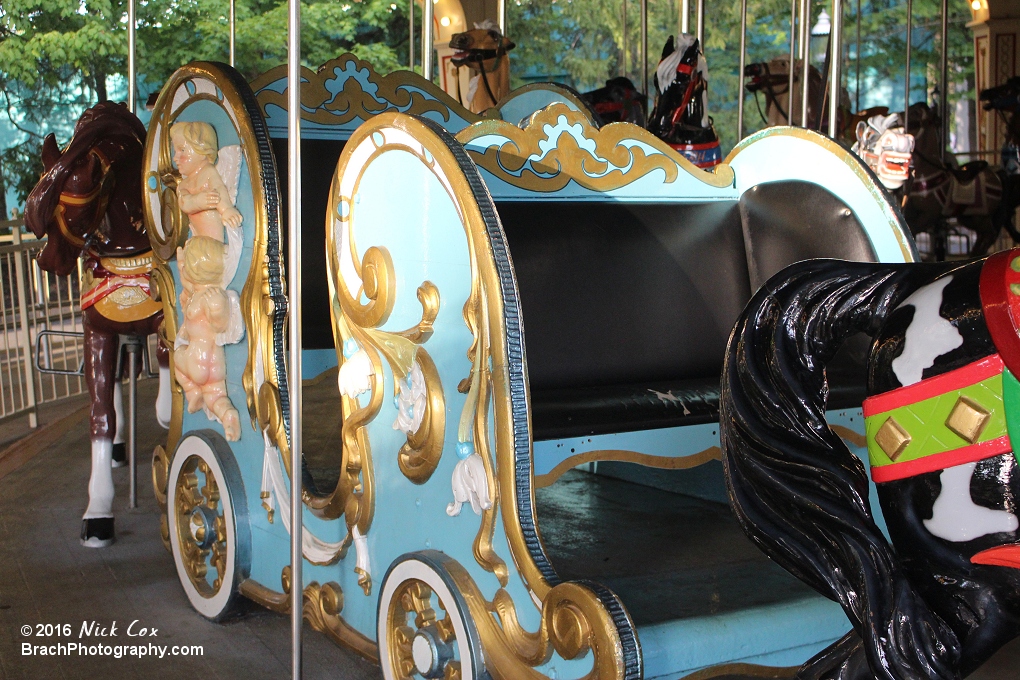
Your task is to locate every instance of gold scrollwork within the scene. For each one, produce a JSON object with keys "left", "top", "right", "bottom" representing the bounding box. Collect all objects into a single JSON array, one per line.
[
  {"left": 149, "top": 263, "right": 184, "bottom": 540},
  {"left": 322, "top": 135, "right": 448, "bottom": 537},
  {"left": 397, "top": 348, "right": 445, "bottom": 484},
  {"left": 455, "top": 103, "right": 735, "bottom": 193},
  {"left": 174, "top": 455, "right": 229, "bottom": 598},
  {"left": 303, "top": 581, "right": 378, "bottom": 662},
  {"left": 250, "top": 53, "right": 479, "bottom": 128},
  {"left": 411, "top": 554, "right": 631, "bottom": 680}
]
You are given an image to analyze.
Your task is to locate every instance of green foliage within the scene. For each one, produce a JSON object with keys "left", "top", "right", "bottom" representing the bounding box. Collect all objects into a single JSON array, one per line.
[{"left": 0, "top": 0, "right": 411, "bottom": 211}]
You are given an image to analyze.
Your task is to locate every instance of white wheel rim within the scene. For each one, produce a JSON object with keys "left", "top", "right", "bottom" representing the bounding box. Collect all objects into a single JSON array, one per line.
[
  {"left": 378, "top": 558, "right": 476, "bottom": 680},
  {"left": 168, "top": 434, "right": 237, "bottom": 618}
]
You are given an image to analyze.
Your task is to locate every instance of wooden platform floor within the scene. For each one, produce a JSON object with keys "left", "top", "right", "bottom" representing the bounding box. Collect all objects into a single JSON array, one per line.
[
  {"left": 0, "top": 380, "right": 378, "bottom": 680},
  {"left": 0, "top": 381, "right": 1018, "bottom": 679},
  {"left": 537, "top": 469, "right": 817, "bottom": 625}
]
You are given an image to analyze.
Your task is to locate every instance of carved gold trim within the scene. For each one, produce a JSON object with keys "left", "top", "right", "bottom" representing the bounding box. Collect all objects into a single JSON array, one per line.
[
  {"left": 303, "top": 581, "right": 379, "bottom": 662},
  {"left": 679, "top": 663, "right": 797, "bottom": 680},
  {"left": 149, "top": 263, "right": 183, "bottom": 543},
  {"left": 455, "top": 103, "right": 735, "bottom": 193},
  {"left": 535, "top": 447, "right": 722, "bottom": 488},
  {"left": 250, "top": 53, "right": 481, "bottom": 128},
  {"left": 323, "top": 127, "right": 451, "bottom": 533},
  {"left": 238, "top": 578, "right": 290, "bottom": 614},
  {"left": 830, "top": 424, "right": 867, "bottom": 448},
  {"left": 438, "top": 552, "right": 629, "bottom": 680}
]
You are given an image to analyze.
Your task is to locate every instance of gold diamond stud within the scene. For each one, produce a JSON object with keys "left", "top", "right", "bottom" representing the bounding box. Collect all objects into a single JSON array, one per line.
[
  {"left": 875, "top": 417, "right": 911, "bottom": 461},
  {"left": 945, "top": 395, "right": 991, "bottom": 444}
]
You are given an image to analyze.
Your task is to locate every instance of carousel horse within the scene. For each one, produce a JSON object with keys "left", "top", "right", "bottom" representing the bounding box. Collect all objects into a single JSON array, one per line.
[
  {"left": 980, "top": 78, "right": 1020, "bottom": 237},
  {"left": 24, "top": 101, "right": 170, "bottom": 548},
  {"left": 722, "top": 252, "right": 1020, "bottom": 679},
  {"left": 901, "top": 101, "right": 1014, "bottom": 259},
  {"left": 449, "top": 22, "right": 516, "bottom": 113},
  {"left": 582, "top": 76, "right": 646, "bottom": 126},
  {"left": 851, "top": 111, "right": 914, "bottom": 190},
  {"left": 744, "top": 57, "right": 826, "bottom": 129},
  {"left": 647, "top": 35, "right": 721, "bottom": 168}
]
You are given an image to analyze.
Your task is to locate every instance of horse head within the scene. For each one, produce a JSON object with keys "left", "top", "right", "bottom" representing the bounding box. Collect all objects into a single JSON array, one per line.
[
  {"left": 981, "top": 76, "right": 1020, "bottom": 113},
  {"left": 24, "top": 102, "right": 146, "bottom": 277},
  {"left": 647, "top": 35, "right": 720, "bottom": 167},
  {"left": 852, "top": 112, "right": 914, "bottom": 190},
  {"left": 449, "top": 25, "right": 515, "bottom": 72}
]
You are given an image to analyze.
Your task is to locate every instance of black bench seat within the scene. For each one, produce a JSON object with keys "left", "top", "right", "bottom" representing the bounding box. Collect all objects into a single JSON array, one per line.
[{"left": 497, "top": 184, "right": 877, "bottom": 443}]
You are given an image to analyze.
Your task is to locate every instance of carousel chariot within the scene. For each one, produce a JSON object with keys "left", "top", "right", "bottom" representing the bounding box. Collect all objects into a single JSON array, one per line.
[{"left": 144, "top": 58, "right": 918, "bottom": 679}]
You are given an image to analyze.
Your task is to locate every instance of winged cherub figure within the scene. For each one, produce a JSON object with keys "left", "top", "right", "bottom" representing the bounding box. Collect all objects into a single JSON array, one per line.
[{"left": 170, "top": 121, "right": 244, "bottom": 441}]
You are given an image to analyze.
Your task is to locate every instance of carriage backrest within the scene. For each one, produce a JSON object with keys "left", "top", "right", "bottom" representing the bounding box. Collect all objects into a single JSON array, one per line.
[{"left": 457, "top": 108, "right": 910, "bottom": 395}]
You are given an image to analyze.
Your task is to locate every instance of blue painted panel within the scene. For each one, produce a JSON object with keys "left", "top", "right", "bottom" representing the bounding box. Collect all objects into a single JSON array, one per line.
[{"left": 638, "top": 596, "right": 849, "bottom": 679}]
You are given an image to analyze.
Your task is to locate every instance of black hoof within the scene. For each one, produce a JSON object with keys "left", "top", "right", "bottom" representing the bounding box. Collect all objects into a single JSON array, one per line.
[
  {"left": 112, "top": 443, "right": 126, "bottom": 468},
  {"left": 81, "top": 517, "right": 115, "bottom": 548}
]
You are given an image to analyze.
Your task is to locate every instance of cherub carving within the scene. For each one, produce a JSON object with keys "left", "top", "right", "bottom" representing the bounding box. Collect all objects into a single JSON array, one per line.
[{"left": 170, "top": 121, "right": 245, "bottom": 440}]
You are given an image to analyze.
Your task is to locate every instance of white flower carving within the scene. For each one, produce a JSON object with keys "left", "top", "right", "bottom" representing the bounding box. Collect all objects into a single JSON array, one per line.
[
  {"left": 337, "top": 348, "right": 373, "bottom": 398},
  {"left": 393, "top": 361, "right": 426, "bottom": 435},
  {"left": 446, "top": 451, "right": 492, "bottom": 516}
]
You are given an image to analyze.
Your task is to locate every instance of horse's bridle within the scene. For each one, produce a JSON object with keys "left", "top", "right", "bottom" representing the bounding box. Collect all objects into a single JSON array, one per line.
[
  {"left": 463, "top": 44, "right": 509, "bottom": 106},
  {"left": 54, "top": 147, "right": 112, "bottom": 255}
]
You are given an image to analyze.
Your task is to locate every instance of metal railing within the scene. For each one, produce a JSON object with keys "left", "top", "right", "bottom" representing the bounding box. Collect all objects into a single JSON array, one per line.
[{"left": 0, "top": 219, "right": 87, "bottom": 427}]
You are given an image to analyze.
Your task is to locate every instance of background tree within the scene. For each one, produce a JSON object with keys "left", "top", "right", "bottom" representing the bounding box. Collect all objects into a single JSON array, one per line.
[{"left": 0, "top": 0, "right": 411, "bottom": 216}]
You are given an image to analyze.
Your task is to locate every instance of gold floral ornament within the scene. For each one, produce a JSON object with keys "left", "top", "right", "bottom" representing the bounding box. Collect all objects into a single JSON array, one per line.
[
  {"left": 455, "top": 103, "right": 735, "bottom": 193},
  {"left": 251, "top": 53, "right": 479, "bottom": 129},
  {"left": 174, "top": 455, "right": 229, "bottom": 598}
]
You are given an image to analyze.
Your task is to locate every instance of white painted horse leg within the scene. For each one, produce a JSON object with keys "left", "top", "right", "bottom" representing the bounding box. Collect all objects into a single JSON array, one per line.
[
  {"left": 112, "top": 381, "right": 126, "bottom": 467},
  {"left": 81, "top": 438, "right": 116, "bottom": 547},
  {"left": 156, "top": 365, "right": 171, "bottom": 429}
]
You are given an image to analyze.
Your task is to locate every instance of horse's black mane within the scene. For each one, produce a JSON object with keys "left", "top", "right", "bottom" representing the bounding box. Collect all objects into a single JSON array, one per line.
[
  {"left": 721, "top": 259, "right": 969, "bottom": 679},
  {"left": 25, "top": 101, "right": 146, "bottom": 239}
]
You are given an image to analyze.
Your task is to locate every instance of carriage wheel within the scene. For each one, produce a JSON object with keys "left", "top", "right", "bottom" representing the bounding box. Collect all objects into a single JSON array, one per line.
[
  {"left": 378, "top": 551, "right": 487, "bottom": 680},
  {"left": 168, "top": 431, "right": 251, "bottom": 621}
]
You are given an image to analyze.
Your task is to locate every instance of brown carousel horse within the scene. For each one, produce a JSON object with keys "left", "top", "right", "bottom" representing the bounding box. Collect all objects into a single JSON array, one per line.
[
  {"left": 25, "top": 101, "right": 170, "bottom": 548},
  {"left": 902, "top": 101, "right": 1013, "bottom": 259}
]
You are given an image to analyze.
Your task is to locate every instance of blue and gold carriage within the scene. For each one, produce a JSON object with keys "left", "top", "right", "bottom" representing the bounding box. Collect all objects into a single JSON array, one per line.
[{"left": 144, "top": 58, "right": 916, "bottom": 679}]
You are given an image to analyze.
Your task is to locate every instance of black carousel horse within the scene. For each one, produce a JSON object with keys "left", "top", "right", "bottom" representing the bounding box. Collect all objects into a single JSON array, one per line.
[
  {"left": 722, "top": 252, "right": 1020, "bottom": 678},
  {"left": 582, "top": 77, "right": 646, "bottom": 126},
  {"left": 647, "top": 36, "right": 721, "bottom": 168}
]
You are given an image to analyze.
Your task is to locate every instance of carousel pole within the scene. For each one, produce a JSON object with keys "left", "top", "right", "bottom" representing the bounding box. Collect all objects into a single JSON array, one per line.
[
  {"left": 855, "top": 0, "right": 860, "bottom": 112},
  {"left": 799, "top": 0, "right": 811, "bottom": 126},
  {"left": 622, "top": 0, "right": 628, "bottom": 79},
  {"left": 641, "top": 0, "right": 648, "bottom": 99},
  {"left": 409, "top": 0, "right": 415, "bottom": 70},
  {"left": 682, "top": 0, "right": 690, "bottom": 34},
  {"left": 737, "top": 0, "right": 747, "bottom": 139},
  {"left": 423, "top": 0, "right": 434, "bottom": 81},
  {"left": 905, "top": 0, "right": 912, "bottom": 128},
  {"left": 789, "top": 0, "right": 797, "bottom": 124},
  {"left": 127, "top": 0, "right": 136, "bottom": 114},
  {"left": 230, "top": 0, "right": 236, "bottom": 67},
  {"left": 940, "top": 0, "right": 949, "bottom": 163},
  {"left": 498, "top": 0, "right": 507, "bottom": 34},
  {"left": 286, "top": 0, "right": 304, "bottom": 674},
  {"left": 696, "top": 0, "right": 704, "bottom": 48},
  {"left": 828, "top": 0, "right": 842, "bottom": 138}
]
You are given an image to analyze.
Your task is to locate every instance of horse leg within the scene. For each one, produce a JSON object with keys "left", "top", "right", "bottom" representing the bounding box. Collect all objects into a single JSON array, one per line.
[
  {"left": 111, "top": 378, "right": 126, "bottom": 467},
  {"left": 155, "top": 335, "right": 171, "bottom": 429},
  {"left": 965, "top": 217, "right": 1000, "bottom": 258},
  {"left": 81, "top": 312, "right": 118, "bottom": 547}
]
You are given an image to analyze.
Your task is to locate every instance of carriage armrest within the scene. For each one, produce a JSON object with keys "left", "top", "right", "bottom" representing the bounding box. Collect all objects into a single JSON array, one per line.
[{"left": 531, "top": 377, "right": 722, "bottom": 440}]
